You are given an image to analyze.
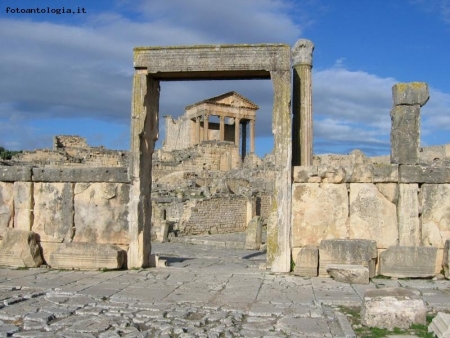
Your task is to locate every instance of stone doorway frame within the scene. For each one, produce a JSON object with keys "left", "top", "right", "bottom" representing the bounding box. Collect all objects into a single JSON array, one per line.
[{"left": 128, "top": 44, "right": 292, "bottom": 272}]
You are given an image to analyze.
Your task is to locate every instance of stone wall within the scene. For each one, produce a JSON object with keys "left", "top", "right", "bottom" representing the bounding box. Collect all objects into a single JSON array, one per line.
[
  {"left": 0, "top": 166, "right": 130, "bottom": 266},
  {"left": 292, "top": 82, "right": 450, "bottom": 274}
]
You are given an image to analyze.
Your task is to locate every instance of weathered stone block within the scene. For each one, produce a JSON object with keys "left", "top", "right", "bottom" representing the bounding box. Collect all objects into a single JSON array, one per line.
[
  {"left": 245, "top": 216, "right": 263, "bottom": 250},
  {"left": 378, "top": 246, "right": 437, "bottom": 278},
  {"left": 373, "top": 164, "right": 398, "bottom": 183},
  {"left": 319, "top": 239, "right": 377, "bottom": 277},
  {"left": 390, "top": 105, "right": 420, "bottom": 165},
  {"left": 32, "top": 167, "right": 129, "bottom": 183},
  {"left": 428, "top": 312, "right": 450, "bottom": 338},
  {"left": 0, "top": 182, "right": 13, "bottom": 236},
  {"left": 293, "top": 245, "right": 318, "bottom": 277},
  {"left": 361, "top": 287, "right": 426, "bottom": 330},
  {"left": 392, "top": 82, "right": 429, "bottom": 107},
  {"left": 292, "top": 183, "right": 348, "bottom": 247},
  {"left": 443, "top": 240, "right": 450, "bottom": 279},
  {"left": 292, "top": 166, "right": 319, "bottom": 183},
  {"left": 13, "top": 182, "right": 33, "bottom": 231},
  {"left": 48, "top": 242, "right": 126, "bottom": 270},
  {"left": 0, "top": 229, "right": 43, "bottom": 267},
  {"left": 0, "top": 166, "right": 32, "bottom": 182},
  {"left": 398, "top": 184, "right": 420, "bottom": 246},
  {"left": 318, "top": 164, "right": 348, "bottom": 183},
  {"left": 349, "top": 164, "right": 373, "bottom": 183},
  {"left": 32, "top": 182, "right": 74, "bottom": 242},
  {"left": 375, "top": 183, "right": 398, "bottom": 204},
  {"left": 73, "top": 183, "right": 130, "bottom": 245},
  {"left": 326, "top": 264, "right": 369, "bottom": 284},
  {"left": 399, "top": 165, "right": 450, "bottom": 183},
  {"left": 420, "top": 184, "right": 450, "bottom": 248},
  {"left": 349, "top": 183, "right": 398, "bottom": 248}
]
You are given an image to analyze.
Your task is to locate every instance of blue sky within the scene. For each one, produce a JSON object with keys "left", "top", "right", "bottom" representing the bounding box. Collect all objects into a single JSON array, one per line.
[{"left": 1, "top": 0, "right": 449, "bottom": 157}]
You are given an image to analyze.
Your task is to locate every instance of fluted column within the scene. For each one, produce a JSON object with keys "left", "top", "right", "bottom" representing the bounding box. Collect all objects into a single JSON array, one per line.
[
  {"left": 292, "top": 39, "right": 314, "bottom": 166},
  {"left": 249, "top": 119, "right": 255, "bottom": 153},
  {"left": 195, "top": 116, "right": 200, "bottom": 144},
  {"left": 219, "top": 116, "right": 225, "bottom": 141},
  {"left": 203, "top": 113, "right": 209, "bottom": 141},
  {"left": 234, "top": 117, "right": 241, "bottom": 146}
]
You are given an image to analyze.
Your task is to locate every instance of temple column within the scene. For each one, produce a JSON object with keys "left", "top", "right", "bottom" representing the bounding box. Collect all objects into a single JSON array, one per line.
[
  {"left": 241, "top": 121, "right": 247, "bottom": 159},
  {"left": 249, "top": 119, "right": 255, "bottom": 153},
  {"left": 292, "top": 39, "right": 314, "bottom": 166},
  {"left": 195, "top": 116, "right": 200, "bottom": 144},
  {"left": 203, "top": 113, "right": 209, "bottom": 141},
  {"left": 234, "top": 117, "right": 241, "bottom": 146},
  {"left": 219, "top": 115, "right": 225, "bottom": 141}
]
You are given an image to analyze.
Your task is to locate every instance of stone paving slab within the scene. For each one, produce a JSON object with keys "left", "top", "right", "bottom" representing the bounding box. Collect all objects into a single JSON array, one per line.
[{"left": 0, "top": 241, "right": 449, "bottom": 337}]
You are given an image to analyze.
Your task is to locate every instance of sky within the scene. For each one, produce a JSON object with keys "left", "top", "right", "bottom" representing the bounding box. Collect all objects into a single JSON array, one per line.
[{"left": 1, "top": 0, "right": 450, "bottom": 157}]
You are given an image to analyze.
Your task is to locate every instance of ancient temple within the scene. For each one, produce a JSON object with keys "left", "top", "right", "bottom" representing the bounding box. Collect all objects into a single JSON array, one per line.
[{"left": 163, "top": 91, "right": 258, "bottom": 159}]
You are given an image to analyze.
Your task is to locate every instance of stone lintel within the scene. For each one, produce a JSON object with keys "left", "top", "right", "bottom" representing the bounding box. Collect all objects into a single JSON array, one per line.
[
  {"left": 134, "top": 44, "right": 291, "bottom": 79},
  {"left": 399, "top": 164, "right": 450, "bottom": 183},
  {"left": 0, "top": 166, "right": 32, "bottom": 182},
  {"left": 32, "top": 167, "right": 129, "bottom": 183}
]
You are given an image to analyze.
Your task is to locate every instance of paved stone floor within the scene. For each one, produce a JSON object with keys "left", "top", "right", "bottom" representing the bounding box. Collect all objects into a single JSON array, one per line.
[{"left": 0, "top": 239, "right": 449, "bottom": 337}]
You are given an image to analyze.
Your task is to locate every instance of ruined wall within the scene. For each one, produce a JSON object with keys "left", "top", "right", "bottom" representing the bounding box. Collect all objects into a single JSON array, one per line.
[
  {"left": 0, "top": 166, "right": 130, "bottom": 266},
  {"left": 292, "top": 82, "right": 450, "bottom": 273}
]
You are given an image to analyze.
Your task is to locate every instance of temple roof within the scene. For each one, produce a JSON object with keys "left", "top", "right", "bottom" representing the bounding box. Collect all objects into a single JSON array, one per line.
[{"left": 185, "top": 91, "right": 259, "bottom": 111}]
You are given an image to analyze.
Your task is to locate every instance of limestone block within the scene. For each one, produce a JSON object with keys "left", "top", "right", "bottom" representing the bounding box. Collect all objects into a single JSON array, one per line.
[
  {"left": 319, "top": 239, "right": 377, "bottom": 278},
  {"left": 399, "top": 165, "right": 450, "bottom": 183},
  {"left": 0, "top": 229, "right": 43, "bottom": 267},
  {"left": 292, "top": 166, "right": 319, "bottom": 183},
  {"left": 245, "top": 216, "right": 263, "bottom": 250},
  {"left": 0, "top": 166, "right": 32, "bottom": 182},
  {"left": 349, "top": 184, "right": 398, "bottom": 248},
  {"left": 443, "top": 240, "right": 450, "bottom": 279},
  {"left": 398, "top": 184, "right": 420, "bottom": 246},
  {"left": 32, "top": 183, "right": 74, "bottom": 243},
  {"left": 378, "top": 246, "right": 437, "bottom": 278},
  {"left": 420, "top": 184, "right": 450, "bottom": 248},
  {"left": 48, "top": 242, "right": 126, "bottom": 270},
  {"left": 373, "top": 164, "right": 398, "bottom": 183},
  {"left": 318, "top": 164, "right": 348, "bottom": 183},
  {"left": 375, "top": 183, "right": 398, "bottom": 204},
  {"left": 349, "top": 164, "right": 373, "bottom": 183},
  {"left": 73, "top": 183, "right": 130, "bottom": 245},
  {"left": 32, "top": 167, "right": 129, "bottom": 183},
  {"left": 326, "top": 264, "right": 369, "bottom": 285},
  {"left": 429, "top": 312, "right": 450, "bottom": 338},
  {"left": 392, "top": 82, "right": 429, "bottom": 107},
  {"left": 390, "top": 105, "right": 420, "bottom": 165},
  {"left": 361, "top": 288, "right": 426, "bottom": 330},
  {"left": 0, "top": 182, "right": 13, "bottom": 236},
  {"left": 293, "top": 246, "right": 318, "bottom": 277},
  {"left": 292, "top": 183, "right": 348, "bottom": 247},
  {"left": 13, "top": 182, "right": 33, "bottom": 231}
]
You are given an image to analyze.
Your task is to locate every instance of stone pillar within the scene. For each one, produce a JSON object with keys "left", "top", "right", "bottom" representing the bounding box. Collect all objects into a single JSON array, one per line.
[
  {"left": 242, "top": 121, "right": 247, "bottom": 159},
  {"left": 390, "top": 82, "right": 429, "bottom": 164},
  {"left": 398, "top": 184, "right": 420, "bottom": 246},
  {"left": 219, "top": 116, "right": 225, "bottom": 141},
  {"left": 195, "top": 116, "right": 200, "bottom": 145},
  {"left": 203, "top": 114, "right": 209, "bottom": 141},
  {"left": 129, "top": 69, "right": 159, "bottom": 268},
  {"left": 234, "top": 117, "right": 241, "bottom": 146},
  {"left": 267, "top": 70, "right": 292, "bottom": 273},
  {"left": 292, "top": 39, "right": 314, "bottom": 166},
  {"left": 249, "top": 119, "right": 255, "bottom": 153}
]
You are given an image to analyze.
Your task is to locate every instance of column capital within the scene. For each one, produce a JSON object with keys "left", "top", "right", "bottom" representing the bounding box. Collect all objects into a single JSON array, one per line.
[{"left": 292, "top": 39, "right": 314, "bottom": 67}]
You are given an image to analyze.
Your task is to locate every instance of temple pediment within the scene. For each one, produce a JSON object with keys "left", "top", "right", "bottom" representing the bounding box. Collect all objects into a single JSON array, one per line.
[{"left": 185, "top": 91, "right": 259, "bottom": 111}]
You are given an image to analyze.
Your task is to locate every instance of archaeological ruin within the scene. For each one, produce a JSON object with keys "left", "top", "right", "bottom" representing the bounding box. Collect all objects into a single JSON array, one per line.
[{"left": 1, "top": 40, "right": 450, "bottom": 283}]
